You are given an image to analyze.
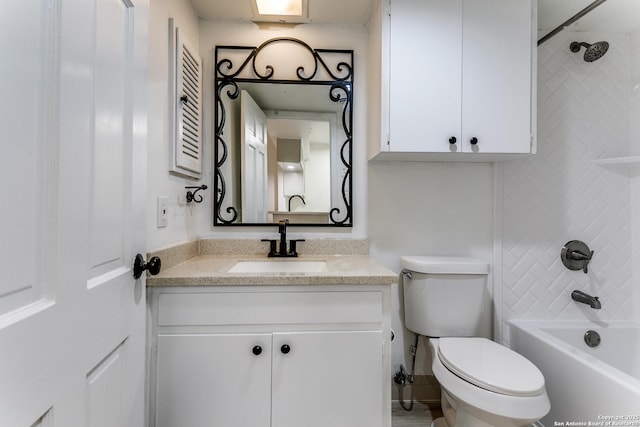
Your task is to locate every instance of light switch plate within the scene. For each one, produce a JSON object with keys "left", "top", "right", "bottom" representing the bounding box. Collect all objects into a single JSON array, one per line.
[{"left": 157, "top": 197, "right": 169, "bottom": 228}]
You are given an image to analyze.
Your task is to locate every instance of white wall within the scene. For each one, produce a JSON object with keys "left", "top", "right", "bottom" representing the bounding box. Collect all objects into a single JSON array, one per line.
[
  {"left": 147, "top": 0, "right": 201, "bottom": 251},
  {"left": 368, "top": 161, "right": 495, "bottom": 374},
  {"left": 497, "top": 31, "right": 636, "bottom": 344}
]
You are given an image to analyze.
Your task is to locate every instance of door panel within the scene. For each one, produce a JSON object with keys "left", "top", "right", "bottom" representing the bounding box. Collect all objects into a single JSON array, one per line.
[
  {"left": 86, "top": 340, "right": 128, "bottom": 427},
  {"left": 0, "top": 0, "right": 148, "bottom": 425},
  {"left": 0, "top": 0, "right": 57, "bottom": 319},
  {"left": 462, "top": 0, "right": 532, "bottom": 153},
  {"left": 155, "top": 334, "right": 272, "bottom": 427},
  {"left": 90, "top": 0, "right": 130, "bottom": 279},
  {"left": 272, "top": 331, "right": 384, "bottom": 427},
  {"left": 241, "top": 90, "right": 268, "bottom": 222},
  {"left": 389, "top": 0, "right": 462, "bottom": 152}
]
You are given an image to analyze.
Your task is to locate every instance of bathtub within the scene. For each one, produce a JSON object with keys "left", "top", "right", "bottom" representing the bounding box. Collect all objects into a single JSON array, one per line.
[{"left": 509, "top": 320, "right": 640, "bottom": 426}]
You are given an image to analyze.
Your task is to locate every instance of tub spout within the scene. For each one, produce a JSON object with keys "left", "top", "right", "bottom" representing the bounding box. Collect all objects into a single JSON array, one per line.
[{"left": 571, "top": 290, "right": 601, "bottom": 309}]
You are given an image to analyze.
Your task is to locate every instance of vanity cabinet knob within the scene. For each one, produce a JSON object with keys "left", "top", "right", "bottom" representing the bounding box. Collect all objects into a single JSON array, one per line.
[
  {"left": 449, "top": 136, "right": 457, "bottom": 144},
  {"left": 252, "top": 345, "right": 263, "bottom": 356},
  {"left": 470, "top": 137, "right": 478, "bottom": 145},
  {"left": 280, "top": 344, "right": 291, "bottom": 354}
]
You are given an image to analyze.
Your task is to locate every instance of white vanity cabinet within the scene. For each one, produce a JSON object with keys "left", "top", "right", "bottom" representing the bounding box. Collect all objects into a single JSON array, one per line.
[
  {"left": 368, "top": 0, "right": 537, "bottom": 160},
  {"left": 149, "top": 286, "right": 391, "bottom": 427}
]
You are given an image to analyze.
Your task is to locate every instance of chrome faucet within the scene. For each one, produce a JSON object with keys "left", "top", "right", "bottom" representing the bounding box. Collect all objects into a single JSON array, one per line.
[
  {"left": 571, "top": 290, "right": 602, "bottom": 309},
  {"left": 261, "top": 219, "right": 305, "bottom": 257},
  {"left": 288, "top": 194, "right": 305, "bottom": 212}
]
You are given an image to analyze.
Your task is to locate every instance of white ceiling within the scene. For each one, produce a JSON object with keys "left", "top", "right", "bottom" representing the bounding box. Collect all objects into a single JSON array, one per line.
[
  {"left": 189, "top": 0, "right": 376, "bottom": 25},
  {"left": 190, "top": 0, "right": 640, "bottom": 34}
]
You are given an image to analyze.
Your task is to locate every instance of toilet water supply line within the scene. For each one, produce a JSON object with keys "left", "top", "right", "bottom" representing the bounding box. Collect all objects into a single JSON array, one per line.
[{"left": 393, "top": 334, "right": 420, "bottom": 410}]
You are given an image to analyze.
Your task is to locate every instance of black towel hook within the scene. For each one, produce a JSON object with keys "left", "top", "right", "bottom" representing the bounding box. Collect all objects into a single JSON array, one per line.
[{"left": 185, "top": 185, "right": 207, "bottom": 203}]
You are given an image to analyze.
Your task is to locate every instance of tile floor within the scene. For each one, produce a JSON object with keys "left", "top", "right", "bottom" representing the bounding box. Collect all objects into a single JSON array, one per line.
[{"left": 391, "top": 400, "right": 443, "bottom": 427}]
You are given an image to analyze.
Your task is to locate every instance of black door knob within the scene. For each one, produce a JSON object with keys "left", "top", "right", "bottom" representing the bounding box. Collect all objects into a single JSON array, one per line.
[
  {"left": 133, "top": 254, "right": 161, "bottom": 279},
  {"left": 280, "top": 344, "right": 291, "bottom": 354},
  {"left": 252, "top": 345, "right": 262, "bottom": 356},
  {"left": 470, "top": 137, "right": 478, "bottom": 145},
  {"left": 449, "top": 136, "right": 457, "bottom": 144}
]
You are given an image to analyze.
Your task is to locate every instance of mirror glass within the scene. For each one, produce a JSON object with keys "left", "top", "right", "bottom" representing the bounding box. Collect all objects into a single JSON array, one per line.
[{"left": 214, "top": 38, "right": 353, "bottom": 226}]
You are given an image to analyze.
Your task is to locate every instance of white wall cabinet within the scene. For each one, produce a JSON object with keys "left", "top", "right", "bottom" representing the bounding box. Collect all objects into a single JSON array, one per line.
[
  {"left": 149, "top": 286, "right": 391, "bottom": 427},
  {"left": 368, "top": 0, "right": 537, "bottom": 161}
]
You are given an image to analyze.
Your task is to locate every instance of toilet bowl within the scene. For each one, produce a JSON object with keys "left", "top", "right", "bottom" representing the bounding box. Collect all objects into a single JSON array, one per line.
[
  {"left": 400, "top": 256, "right": 550, "bottom": 426},
  {"left": 429, "top": 337, "right": 550, "bottom": 427}
]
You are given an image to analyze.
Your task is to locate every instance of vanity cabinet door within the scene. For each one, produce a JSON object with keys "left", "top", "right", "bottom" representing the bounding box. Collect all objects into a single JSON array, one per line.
[
  {"left": 385, "top": 0, "right": 534, "bottom": 156},
  {"left": 271, "top": 331, "right": 384, "bottom": 427},
  {"left": 155, "top": 333, "right": 272, "bottom": 427}
]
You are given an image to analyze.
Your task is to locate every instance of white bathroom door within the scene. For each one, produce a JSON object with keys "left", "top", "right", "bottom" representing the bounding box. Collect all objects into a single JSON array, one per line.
[
  {"left": 240, "top": 90, "right": 269, "bottom": 223},
  {"left": 0, "top": 0, "right": 148, "bottom": 426}
]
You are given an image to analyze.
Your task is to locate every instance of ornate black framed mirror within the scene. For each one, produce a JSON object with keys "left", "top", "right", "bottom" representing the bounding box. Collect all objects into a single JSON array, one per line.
[{"left": 214, "top": 37, "right": 353, "bottom": 226}]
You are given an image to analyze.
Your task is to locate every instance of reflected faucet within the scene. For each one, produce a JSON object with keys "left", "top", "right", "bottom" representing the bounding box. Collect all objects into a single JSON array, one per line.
[
  {"left": 571, "top": 290, "right": 602, "bottom": 309},
  {"left": 288, "top": 194, "right": 306, "bottom": 212}
]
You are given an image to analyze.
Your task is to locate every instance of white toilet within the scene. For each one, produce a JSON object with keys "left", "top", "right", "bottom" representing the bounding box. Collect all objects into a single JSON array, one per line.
[{"left": 401, "top": 256, "right": 550, "bottom": 427}]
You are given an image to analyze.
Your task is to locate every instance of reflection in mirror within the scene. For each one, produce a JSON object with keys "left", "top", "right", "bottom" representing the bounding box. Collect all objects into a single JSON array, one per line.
[{"left": 214, "top": 38, "right": 353, "bottom": 226}]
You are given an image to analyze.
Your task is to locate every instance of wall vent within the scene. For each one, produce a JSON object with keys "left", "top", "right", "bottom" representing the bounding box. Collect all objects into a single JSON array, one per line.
[{"left": 169, "top": 20, "right": 202, "bottom": 178}]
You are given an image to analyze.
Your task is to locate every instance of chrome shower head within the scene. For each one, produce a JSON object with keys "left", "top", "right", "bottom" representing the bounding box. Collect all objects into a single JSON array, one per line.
[{"left": 570, "top": 41, "right": 609, "bottom": 62}]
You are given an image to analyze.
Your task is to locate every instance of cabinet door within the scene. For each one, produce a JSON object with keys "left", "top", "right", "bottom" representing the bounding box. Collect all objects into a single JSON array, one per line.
[
  {"left": 388, "top": 0, "right": 463, "bottom": 153},
  {"left": 155, "top": 334, "right": 271, "bottom": 427},
  {"left": 271, "top": 331, "right": 384, "bottom": 427},
  {"left": 462, "top": 0, "right": 533, "bottom": 153}
]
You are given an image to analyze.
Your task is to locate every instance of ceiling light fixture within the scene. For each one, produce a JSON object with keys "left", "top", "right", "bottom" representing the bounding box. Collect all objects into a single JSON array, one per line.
[{"left": 252, "top": 0, "right": 309, "bottom": 23}]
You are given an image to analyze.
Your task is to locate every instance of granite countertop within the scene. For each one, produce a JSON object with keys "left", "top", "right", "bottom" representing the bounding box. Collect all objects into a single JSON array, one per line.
[
  {"left": 146, "top": 239, "right": 397, "bottom": 287},
  {"left": 147, "top": 254, "right": 397, "bottom": 286}
]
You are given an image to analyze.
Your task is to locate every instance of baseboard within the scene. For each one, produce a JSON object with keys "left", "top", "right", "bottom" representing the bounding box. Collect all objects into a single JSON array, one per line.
[{"left": 392, "top": 374, "right": 441, "bottom": 403}]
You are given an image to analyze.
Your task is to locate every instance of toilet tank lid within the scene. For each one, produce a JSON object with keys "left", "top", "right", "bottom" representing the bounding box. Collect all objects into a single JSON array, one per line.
[{"left": 401, "top": 256, "right": 489, "bottom": 274}]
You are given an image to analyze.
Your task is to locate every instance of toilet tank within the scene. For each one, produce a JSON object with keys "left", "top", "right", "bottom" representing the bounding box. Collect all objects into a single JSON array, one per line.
[{"left": 401, "top": 256, "right": 490, "bottom": 337}]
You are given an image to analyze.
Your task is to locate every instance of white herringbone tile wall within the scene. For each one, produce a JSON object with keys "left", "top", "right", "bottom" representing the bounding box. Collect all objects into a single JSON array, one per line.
[
  {"left": 630, "top": 29, "right": 640, "bottom": 323},
  {"left": 499, "top": 31, "right": 636, "bottom": 344}
]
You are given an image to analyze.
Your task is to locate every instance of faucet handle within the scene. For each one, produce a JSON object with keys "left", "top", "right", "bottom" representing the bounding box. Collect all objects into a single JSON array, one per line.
[
  {"left": 581, "top": 250, "right": 594, "bottom": 273},
  {"left": 568, "top": 249, "right": 593, "bottom": 261},
  {"left": 261, "top": 239, "right": 277, "bottom": 257},
  {"left": 561, "top": 240, "right": 594, "bottom": 274},
  {"left": 288, "top": 239, "right": 305, "bottom": 257}
]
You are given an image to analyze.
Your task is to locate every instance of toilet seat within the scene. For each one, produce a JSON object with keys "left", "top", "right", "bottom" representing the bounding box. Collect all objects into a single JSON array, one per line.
[
  {"left": 437, "top": 337, "right": 545, "bottom": 397},
  {"left": 428, "top": 338, "right": 550, "bottom": 422}
]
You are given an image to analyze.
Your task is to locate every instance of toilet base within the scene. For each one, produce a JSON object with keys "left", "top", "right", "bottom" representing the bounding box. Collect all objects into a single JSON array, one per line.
[
  {"left": 431, "top": 417, "right": 448, "bottom": 427},
  {"left": 434, "top": 416, "right": 538, "bottom": 427},
  {"left": 438, "top": 389, "right": 538, "bottom": 427}
]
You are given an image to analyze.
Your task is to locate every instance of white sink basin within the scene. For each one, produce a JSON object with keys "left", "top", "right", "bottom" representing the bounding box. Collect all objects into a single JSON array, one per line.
[{"left": 227, "top": 260, "right": 327, "bottom": 274}]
